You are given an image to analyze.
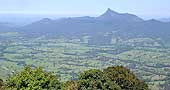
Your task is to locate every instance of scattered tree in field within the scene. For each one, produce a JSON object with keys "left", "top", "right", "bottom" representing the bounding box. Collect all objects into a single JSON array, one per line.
[
  {"left": 103, "top": 66, "right": 149, "bottom": 90},
  {"left": 6, "top": 66, "right": 62, "bottom": 90}
]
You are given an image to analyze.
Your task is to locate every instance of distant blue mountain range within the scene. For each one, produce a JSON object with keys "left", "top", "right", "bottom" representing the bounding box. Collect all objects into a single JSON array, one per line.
[{"left": 1, "top": 8, "right": 170, "bottom": 44}]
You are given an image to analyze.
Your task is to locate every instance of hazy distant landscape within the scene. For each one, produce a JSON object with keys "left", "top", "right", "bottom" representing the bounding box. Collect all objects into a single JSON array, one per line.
[{"left": 0, "top": 8, "right": 170, "bottom": 89}]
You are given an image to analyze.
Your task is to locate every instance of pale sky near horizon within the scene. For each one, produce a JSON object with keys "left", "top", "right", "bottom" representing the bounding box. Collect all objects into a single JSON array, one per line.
[{"left": 0, "top": 0, "right": 170, "bottom": 19}]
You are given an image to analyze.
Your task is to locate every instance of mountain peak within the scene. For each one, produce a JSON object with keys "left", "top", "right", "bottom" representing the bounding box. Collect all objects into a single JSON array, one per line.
[
  {"left": 103, "top": 8, "right": 119, "bottom": 16},
  {"left": 106, "top": 8, "right": 118, "bottom": 14},
  {"left": 98, "top": 8, "right": 120, "bottom": 19},
  {"left": 98, "top": 8, "right": 143, "bottom": 22}
]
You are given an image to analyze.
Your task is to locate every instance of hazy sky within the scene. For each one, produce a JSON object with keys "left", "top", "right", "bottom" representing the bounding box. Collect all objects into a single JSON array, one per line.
[{"left": 0, "top": 0, "right": 170, "bottom": 19}]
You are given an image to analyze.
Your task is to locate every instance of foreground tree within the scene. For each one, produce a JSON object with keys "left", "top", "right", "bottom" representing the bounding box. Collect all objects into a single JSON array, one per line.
[
  {"left": 3, "top": 66, "right": 149, "bottom": 90},
  {"left": 104, "top": 66, "right": 149, "bottom": 90},
  {"left": 63, "top": 81, "right": 78, "bottom": 90},
  {"left": 0, "top": 78, "right": 3, "bottom": 88},
  {"left": 6, "top": 66, "right": 62, "bottom": 90},
  {"left": 78, "top": 69, "right": 121, "bottom": 90}
]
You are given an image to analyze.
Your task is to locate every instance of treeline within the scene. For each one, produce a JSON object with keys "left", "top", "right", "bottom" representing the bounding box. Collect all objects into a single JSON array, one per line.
[{"left": 0, "top": 66, "right": 149, "bottom": 90}]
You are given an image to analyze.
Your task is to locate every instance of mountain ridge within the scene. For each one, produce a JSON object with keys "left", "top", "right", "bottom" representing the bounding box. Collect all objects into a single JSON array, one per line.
[
  {"left": 1, "top": 8, "right": 170, "bottom": 44},
  {"left": 97, "top": 8, "right": 144, "bottom": 23}
]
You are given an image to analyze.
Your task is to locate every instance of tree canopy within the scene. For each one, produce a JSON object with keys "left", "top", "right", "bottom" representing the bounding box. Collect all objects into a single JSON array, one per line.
[
  {"left": 103, "top": 66, "right": 149, "bottom": 90},
  {"left": 78, "top": 69, "right": 121, "bottom": 90},
  {"left": 0, "top": 78, "right": 3, "bottom": 88},
  {"left": 6, "top": 66, "right": 62, "bottom": 90},
  {"left": 2, "top": 66, "right": 149, "bottom": 90}
]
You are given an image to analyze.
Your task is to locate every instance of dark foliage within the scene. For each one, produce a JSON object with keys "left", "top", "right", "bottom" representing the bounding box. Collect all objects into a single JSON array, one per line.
[
  {"left": 78, "top": 69, "right": 121, "bottom": 90},
  {"left": 6, "top": 66, "right": 62, "bottom": 90},
  {"left": 63, "top": 81, "right": 79, "bottom": 90},
  {"left": 0, "top": 78, "right": 3, "bottom": 88},
  {"left": 2, "top": 66, "right": 149, "bottom": 90},
  {"left": 104, "top": 66, "right": 149, "bottom": 90}
]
